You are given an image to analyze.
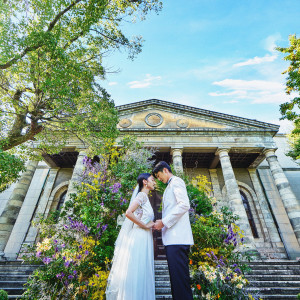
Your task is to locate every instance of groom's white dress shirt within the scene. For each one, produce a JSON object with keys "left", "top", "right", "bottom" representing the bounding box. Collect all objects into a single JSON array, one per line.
[{"left": 161, "top": 176, "right": 194, "bottom": 246}]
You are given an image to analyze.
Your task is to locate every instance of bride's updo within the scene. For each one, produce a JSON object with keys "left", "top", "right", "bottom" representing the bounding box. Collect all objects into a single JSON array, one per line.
[{"left": 137, "top": 173, "right": 151, "bottom": 192}]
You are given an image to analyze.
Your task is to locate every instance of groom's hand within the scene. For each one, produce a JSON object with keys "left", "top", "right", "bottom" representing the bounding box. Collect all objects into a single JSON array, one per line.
[{"left": 154, "top": 219, "right": 164, "bottom": 230}]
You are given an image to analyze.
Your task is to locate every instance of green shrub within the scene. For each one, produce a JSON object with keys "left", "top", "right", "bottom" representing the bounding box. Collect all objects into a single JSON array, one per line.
[{"left": 0, "top": 289, "right": 8, "bottom": 300}]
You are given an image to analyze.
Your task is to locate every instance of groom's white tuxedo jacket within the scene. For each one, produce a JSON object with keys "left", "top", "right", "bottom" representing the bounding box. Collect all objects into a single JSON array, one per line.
[{"left": 161, "top": 176, "right": 194, "bottom": 246}]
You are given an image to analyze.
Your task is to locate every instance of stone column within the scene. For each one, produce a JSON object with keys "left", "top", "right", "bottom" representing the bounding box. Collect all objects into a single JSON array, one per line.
[
  {"left": 248, "top": 168, "right": 281, "bottom": 244},
  {"left": 264, "top": 149, "right": 300, "bottom": 244},
  {"left": 0, "top": 161, "right": 38, "bottom": 259},
  {"left": 65, "top": 150, "right": 86, "bottom": 203},
  {"left": 171, "top": 148, "right": 184, "bottom": 174},
  {"left": 216, "top": 148, "right": 256, "bottom": 252},
  {"left": 23, "top": 168, "right": 59, "bottom": 246},
  {"left": 208, "top": 169, "right": 224, "bottom": 208},
  {"left": 4, "top": 166, "right": 49, "bottom": 259}
]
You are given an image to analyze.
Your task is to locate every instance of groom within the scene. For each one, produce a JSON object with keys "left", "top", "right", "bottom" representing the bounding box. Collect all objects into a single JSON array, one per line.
[{"left": 153, "top": 161, "right": 194, "bottom": 300}]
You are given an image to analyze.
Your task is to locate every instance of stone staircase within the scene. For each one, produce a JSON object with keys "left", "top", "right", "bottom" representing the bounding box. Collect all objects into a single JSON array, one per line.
[
  {"left": 1, "top": 260, "right": 299, "bottom": 300},
  {"left": 245, "top": 260, "right": 300, "bottom": 299},
  {"left": 0, "top": 261, "right": 40, "bottom": 299},
  {"left": 155, "top": 260, "right": 172, "bottom": 299}
]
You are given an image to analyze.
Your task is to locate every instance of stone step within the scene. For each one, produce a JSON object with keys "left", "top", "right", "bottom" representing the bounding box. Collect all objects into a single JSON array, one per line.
[
  {"left": 246, "top": 287, "right": 300, "bottom": 295},
  {"left": 245, "top": 260, "right": 300, "bottom": 265},
  {"left": 155, "top": 270, "right": 170, "bottom": 276},
  {"left": 248, "top": 280, "right": 300, "bottom": 287},
  {"left": 246, "top": 274, "right": 300, "bottom": 281},
  {"left": 155, "top": 281, "right": 171, "bottom": 288},
  {"left": 155, "top": 287, "right": 172, "bottom": 295},
  {"left": 155, "top": 275, "right": 170, "bottom": 281},
  {"left": 8, "top": 296, "right": 21, "bottom": 300},
  {"left": 154, "top": 265, "right": 169, "bottom": 270},
  {"left": 0, "top": 274, "right": 29, "bottom": 281},
  {"left": 247, "top": 269, "right": 300, "bottom": 275},
  {"left": 247, "top": 264, "right": 300, "bottom": 270},
  {"left": 0, "top": 270, "right": 34, "bottom": 275},
  {"left": 259, "top": 295, "right": 300, "bottom": 300},
  {"left": 155, "top": 295, "right": 172, "bottom": 299},
  {"left": 0, "top": 280, "right": 27, "bottom": 288},
  {"left": 0, "top": 287, "right": 24, "bottom": 295}
]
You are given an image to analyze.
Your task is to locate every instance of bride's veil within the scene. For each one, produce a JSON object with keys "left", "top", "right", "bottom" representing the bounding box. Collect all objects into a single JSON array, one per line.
[{"left": 105, "top": 185, "right": 139, "bottom": 299}]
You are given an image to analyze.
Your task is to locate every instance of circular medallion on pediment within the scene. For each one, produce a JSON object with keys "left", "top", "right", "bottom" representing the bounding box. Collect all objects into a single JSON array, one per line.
[
  {"left": 176, "top": 119, "right": 189, "bottom": 128},
  {"left": 145, "top": 113, "right": 163, "bottom": 127},
  {"left": 119, "top": 118, "right": 132, "bottom": 128}
]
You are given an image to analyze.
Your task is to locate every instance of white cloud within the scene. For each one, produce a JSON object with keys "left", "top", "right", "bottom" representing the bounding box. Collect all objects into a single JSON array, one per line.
[
  {"left": 127, "top": 74, "right": 162, "bottom": 89},
  {"left": 233, "top": 54, "right": 277, "bottom": 67},
  {"left": 108, "top": 81, "right": 118, "bottom": 86},
  {"left": 213, "top": 79, "right": 283, "bottom": 91},
  {"left": 211, "top": 79, "right": 291, "bottom": 104}
]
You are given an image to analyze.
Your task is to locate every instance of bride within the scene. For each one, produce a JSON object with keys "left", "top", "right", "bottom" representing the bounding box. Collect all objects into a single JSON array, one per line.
[{"left": 106, "top": 173, "right": 156, "bottom": 300}]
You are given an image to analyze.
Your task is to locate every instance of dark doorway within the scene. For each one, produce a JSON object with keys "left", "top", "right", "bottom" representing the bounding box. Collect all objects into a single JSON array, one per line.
[{"left": 148, "top": 190, "right": 166, "bottom": 260}]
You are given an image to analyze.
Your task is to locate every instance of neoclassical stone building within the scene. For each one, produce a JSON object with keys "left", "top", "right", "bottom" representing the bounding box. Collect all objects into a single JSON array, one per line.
[{"left": 1, "top": 99, "right": 300, "bottom": 260}]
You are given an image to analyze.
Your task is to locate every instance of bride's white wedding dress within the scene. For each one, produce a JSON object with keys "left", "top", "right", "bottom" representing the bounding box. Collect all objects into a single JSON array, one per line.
[{"left": 106, "top": 191, "right": 155, "bottom": 300}]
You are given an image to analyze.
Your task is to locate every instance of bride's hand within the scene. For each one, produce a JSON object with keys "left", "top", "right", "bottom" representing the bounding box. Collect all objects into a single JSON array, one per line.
[{"left": 145, "top": 221, "right": 155, "bottom": 229}]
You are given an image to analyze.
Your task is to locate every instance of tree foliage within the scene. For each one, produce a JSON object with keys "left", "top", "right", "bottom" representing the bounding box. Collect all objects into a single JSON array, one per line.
[
  {"left": 0, "top": 149, "right": 26, "bottom": 192},
  {"left": 0, "top": 0, "right": 162, "bottom": 190},
  {"left": 0, "top": 0, "right": 162, "bottom": 155},
  {"left": 277, "top": 34, "right": 300, "bottom": 160}
]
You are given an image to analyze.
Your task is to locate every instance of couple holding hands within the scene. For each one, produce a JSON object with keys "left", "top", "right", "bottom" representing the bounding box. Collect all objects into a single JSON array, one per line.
[{"left": 106, "top": 161, "right": 194, "bottom": 300}]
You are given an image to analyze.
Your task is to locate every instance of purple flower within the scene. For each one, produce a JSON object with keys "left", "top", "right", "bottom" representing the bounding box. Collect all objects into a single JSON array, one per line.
[
  {"left": 77, "top": 255, "right": 82, "bottom": 260},
  {"left": 206, "top": 253, "right": 211, "bottom": 258},
  {"left": 79, "top": 245, "right": 82, "bottom": 249},
  {"left": 54, "top": 239, "right": 58, "bottom": 244},
  {"left": 234, "top": 268, "right": 241, "bottom": 274},
  {"left": 63, "top": 256, "right": 66, "bottom": 260},
  {"left": 61, "top": 243, "right": 66, "bottom": 248},
  {"left": 64, "top": 260, "right": 71, "bottom": 268},
  {"left": 64, "top": 280, "right": 69, "bottom": 286},
  {"left": 102, "top": 224, "right": 108, "bottom": 232},
  {"left": 85, "top": 250, "right": 89, "bottom": 255},
  {"left": 97, "top": 223, "right": 101, "bottom": 229},
  {"left": 96, "top": 274, "right": 99, "bottom": 277},
  {"left": 73, "top": 270, "right": 77, "bottom": 275},
  {"left": 64, "top": 225, "right": 68, "bottom": 229},
  {"left": 68, "top": 275, "right": 74, "bottom": 279},
  {"left": 36, "top": 251, "right": 42, "bottom": 258},
  {"left": 225, "top": 276, "right": 230, "bottom": 280},
  {"left": 55, "top": 247, "right": 59, "bottom": 253},
  {"left": 43, "top": 257, "right": 52, "bottom": 265}
]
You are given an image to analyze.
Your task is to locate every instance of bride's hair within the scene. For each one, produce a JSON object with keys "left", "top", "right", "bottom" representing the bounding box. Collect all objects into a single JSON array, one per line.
[{"left": 137, "top": 173, "right": 151, "bottom": 192}]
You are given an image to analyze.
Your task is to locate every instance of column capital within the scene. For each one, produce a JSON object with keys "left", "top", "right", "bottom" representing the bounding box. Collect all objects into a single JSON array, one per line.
[
  {"left": 247, "top": 168, "right": 256, "bottom": 174},
  {"left": 262, "top": 148, "right": 277, "bottom": 158},
  {"left": 171, "top": 148, "right": 183, "bottom": 156},
  {"left": 215, "top": 147, "right": 231, "bottom": 156}
]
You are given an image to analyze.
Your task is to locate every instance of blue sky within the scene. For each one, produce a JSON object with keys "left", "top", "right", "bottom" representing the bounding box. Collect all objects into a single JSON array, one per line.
[{"left": 101, "top": 0, "right": 300, "bottom": 133}]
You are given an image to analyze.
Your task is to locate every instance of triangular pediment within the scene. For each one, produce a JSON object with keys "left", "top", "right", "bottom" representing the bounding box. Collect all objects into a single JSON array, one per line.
[{"left": 116, "top": 99, "right": 279, "bottom": 133}]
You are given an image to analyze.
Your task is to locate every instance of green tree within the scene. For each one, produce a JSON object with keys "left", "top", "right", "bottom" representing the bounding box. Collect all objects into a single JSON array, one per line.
[
  {"left": 0, "top": 0, "right": 162, "bottom": 188},
  {"left": 277, "top": 34, "right": 300, "bottom": 160}
]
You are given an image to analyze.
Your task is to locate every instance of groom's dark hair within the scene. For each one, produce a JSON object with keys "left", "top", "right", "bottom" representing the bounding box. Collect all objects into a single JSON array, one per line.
[{"left": 152, "top": 161, "right": 172, "bottom": 177}]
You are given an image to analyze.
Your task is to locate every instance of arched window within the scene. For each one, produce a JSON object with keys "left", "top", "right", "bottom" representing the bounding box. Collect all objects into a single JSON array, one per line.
[
  {"left": 56, "top": 191, "right": 67, "bottom": 212},
  {"left": 240, "top": 191, "right": 259, "bottom": 238}
]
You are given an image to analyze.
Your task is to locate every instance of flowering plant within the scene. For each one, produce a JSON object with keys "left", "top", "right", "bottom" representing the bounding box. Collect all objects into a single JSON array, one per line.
[
  {"left": 182, "top": 174, "right": 260, "bottom": 300},
  {"left": 21, "top": 137, "right": 156, "bottom": 299}
]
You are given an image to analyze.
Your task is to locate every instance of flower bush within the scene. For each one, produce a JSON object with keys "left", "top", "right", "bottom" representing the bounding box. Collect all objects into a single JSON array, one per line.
[
  {"left": 21, "top": 137, "right": 156, "bottom": 299},
  {"left": 186, "top": 175, "right": 261, "bottom": 300}
]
